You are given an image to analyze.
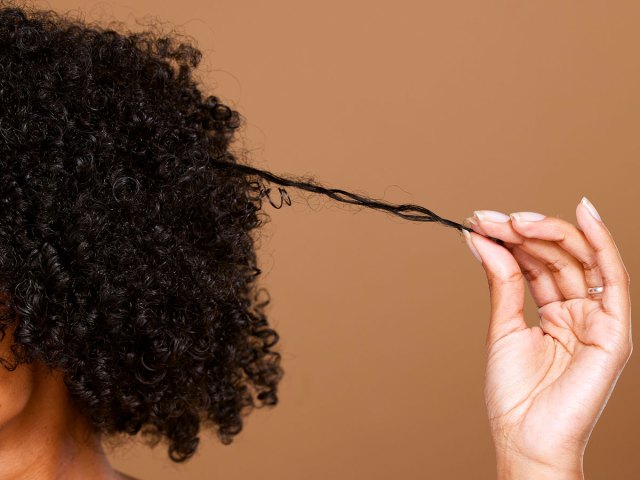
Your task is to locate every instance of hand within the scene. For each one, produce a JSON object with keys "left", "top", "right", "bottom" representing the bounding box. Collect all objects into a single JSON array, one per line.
[{"left": 462, "top": 197, "right": 632, "bottom": 479}]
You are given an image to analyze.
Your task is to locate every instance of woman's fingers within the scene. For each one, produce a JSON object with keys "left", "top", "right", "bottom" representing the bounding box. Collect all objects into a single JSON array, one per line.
[
  {"left": 472, "top": 210, "right": 598, "bottom": 300},
  {"left": 465, "top": 197, "right": 631, "bottom": 345},
  {"left": 472, "top": 210, "right": 523, "bottom": 244},
  {"left": 463, "top": 229, "right": 528, "bottom": 347},
  {"left": 575, "top": 197, "right": 631, "bottom": 322},
  {"left": 465, "top": 215, "right": 564, "bottom": 307},
  {"left": 509, "top": 212, "right": 604, "bottom": 296}
]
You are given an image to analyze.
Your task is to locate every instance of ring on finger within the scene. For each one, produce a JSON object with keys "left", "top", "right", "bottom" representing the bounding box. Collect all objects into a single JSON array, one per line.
[{"left": 587, "top": 286, "right": 604, "bottom": 296}]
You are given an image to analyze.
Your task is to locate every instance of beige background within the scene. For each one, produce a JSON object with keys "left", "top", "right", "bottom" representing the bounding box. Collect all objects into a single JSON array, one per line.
[{"left": 39, "top": 1, "right": 640, "bottom": 478}]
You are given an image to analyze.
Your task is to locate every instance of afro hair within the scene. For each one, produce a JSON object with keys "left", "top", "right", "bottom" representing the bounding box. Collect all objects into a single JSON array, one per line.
[{"left": 0, "top": 1, "right": 283, "bottom": 462}]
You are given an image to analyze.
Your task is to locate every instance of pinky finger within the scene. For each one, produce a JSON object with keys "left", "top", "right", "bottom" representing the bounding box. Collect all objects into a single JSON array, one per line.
[{"left": 576, "top": 197, "right": 631, "bottom": 320}]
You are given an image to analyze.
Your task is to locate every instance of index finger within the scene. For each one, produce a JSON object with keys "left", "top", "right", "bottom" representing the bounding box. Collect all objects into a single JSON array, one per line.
[{"left": 576, "top": 197, "right": 631, "bottom": 320}]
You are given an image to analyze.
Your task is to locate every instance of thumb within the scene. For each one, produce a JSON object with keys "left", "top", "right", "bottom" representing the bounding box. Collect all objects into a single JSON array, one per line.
[{"left": 463, "top": 230, "right": 528, "bottom": 347}]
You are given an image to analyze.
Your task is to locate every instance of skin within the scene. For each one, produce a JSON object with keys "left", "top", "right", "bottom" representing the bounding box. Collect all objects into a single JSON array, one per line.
[
  {"left": 463, "top": 197, "right": 632, "bottom": 479},
  {"left": 0, "top": 321, "right": 139, "bottom": 480}
]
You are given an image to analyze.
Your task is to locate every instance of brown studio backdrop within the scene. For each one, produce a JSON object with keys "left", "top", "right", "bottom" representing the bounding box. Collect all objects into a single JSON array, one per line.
[{"left": 39, "top": 1, "right": 640, "bottom": 478}]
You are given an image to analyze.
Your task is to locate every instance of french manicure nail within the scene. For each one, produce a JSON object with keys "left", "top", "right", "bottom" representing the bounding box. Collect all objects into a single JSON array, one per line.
[
  {"left": 463, "top": 229, "right": 483, "bottom": 264},
  {"left": 473, "top": 210, "right": 511, "bottom": 223},
  {"left": 464, "top": 216, "right": 478, "bottom": 227},
  {"left": 581, "top": 196, "right": 602, "bottom": 221},
  {"left": 510, "top": 211, "right": 546, "bottom": 222}
]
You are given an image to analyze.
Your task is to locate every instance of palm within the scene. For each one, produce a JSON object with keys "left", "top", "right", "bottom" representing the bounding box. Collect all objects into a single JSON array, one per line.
[{"left": 485, "top": 298, "right": 625, "bottom": 462}]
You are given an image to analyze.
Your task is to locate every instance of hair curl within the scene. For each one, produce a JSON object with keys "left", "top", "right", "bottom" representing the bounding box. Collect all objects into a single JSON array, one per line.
[{"left": 0, "top": 1, "right": 283, "bottom": 462}]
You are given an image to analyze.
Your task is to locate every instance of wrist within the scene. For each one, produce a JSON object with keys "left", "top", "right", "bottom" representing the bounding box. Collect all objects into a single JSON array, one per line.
[{"left": 495, "top": 447, "right": 584, "bottom": 480}]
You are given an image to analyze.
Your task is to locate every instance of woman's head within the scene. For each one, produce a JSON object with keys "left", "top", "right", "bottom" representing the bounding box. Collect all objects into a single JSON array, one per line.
[{"left": 0, "top": 1, "right": 282, "bottom": 462}]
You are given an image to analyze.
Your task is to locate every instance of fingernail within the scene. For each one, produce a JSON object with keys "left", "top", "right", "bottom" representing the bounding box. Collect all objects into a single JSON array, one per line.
[
  {"left": 473, "top": 210, "right": 511, "bottom": 223},
  {"left": 463, "top": 229, "right": 483, "bottom": 264},
  {"left": 510, "top": 211, "right": 546, "bottom": 222},
  {"left": 463, "top": 216, "right": 478, "bottom": 227},
  {"left": 581, "top": 196, "right": 602, "bottom": 221}
]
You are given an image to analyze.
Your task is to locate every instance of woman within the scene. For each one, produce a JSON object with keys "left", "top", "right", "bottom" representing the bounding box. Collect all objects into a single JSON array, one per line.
[{"left": 0, "top": 2, "right": 632, "bottom": 479}]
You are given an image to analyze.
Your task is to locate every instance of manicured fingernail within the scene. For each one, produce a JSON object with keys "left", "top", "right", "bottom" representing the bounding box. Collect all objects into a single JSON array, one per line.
[
  {"left": 510, "top": 211, "right": 546, "bottom": 222},
  {"left": 463, "top": 229, "right": 483, "bottom": 264},
  {"left": 463, "top": 216, "right": 478, "bottom": 227},
  {"left": 581, "top": 196, "right": 602, "bottom": 221},
  {"left": 473, "top": 210, "right": 510, "bottom": 223}
]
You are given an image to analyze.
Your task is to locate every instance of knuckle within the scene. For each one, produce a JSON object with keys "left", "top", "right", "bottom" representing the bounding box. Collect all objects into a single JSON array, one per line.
[
  {"left": 489, "top": 269, "right": 524, "bottom": 288},
  {"left": 511, "top": 305, "right": 525, "bottom": 321},
  {"left": 544, "top": 256, "right": 570, "bottom": 273},
  {"left": 604, "top": 275, "right": 629, "bottom": 288},
  {"left": 521, "top": 265, "right": 543, "bottom": 282},
  {"left": 581, "top": 255, "right": 599, "bottom": 272}
]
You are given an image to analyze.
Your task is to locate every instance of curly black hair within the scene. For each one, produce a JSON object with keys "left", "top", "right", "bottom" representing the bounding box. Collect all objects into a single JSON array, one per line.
[
  {"left": 0, "top": 1, "right": 285, "bottom": 462},
  {"left": 0, "top": 0, "right": 504, "bottom": 465}
]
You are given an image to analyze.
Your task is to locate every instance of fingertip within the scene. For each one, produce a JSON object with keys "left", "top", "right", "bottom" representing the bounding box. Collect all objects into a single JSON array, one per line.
[
  {"left": 462, "top": 229, "right": 483, "bottom": 264},
  {"left": 463, "top": 216, "right": 488, "bottom": 236},
  {"left": 581, "top": 196, "right": 603, "bottom": 222},
  {"left": 509, "top": 216, "right": 531, "bottom": 235},
  {"left": 468, "top": 230, "right": 520, "bottom": 278},
  {"left": 508, "top": 213, "right": 545, "bottom": 236},
  {"left": 576, "top": 198, "right": 607, "bottom": 243},
  {"left": 576, "top": 196, "right": 604, "bottom": 227}
]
